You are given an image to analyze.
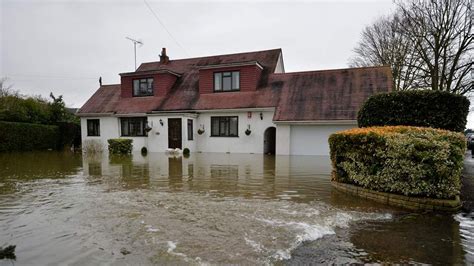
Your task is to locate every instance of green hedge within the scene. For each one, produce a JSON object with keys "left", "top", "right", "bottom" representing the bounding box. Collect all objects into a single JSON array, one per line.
[
  {"left": 329, "top": 126, "right": 466, "bottom": 199},
  {"left": 358, "top": 90, "right": 470, "bottom": 132},
  {"left": 0, "top": 121, "right": 59, "bottom": 152},
  {"left": 108, "top": 139, "right": 133, "bottom": 154}
]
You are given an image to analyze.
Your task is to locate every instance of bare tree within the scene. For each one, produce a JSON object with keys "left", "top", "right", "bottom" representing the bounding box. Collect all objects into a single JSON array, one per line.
[
  {"left": 349, "top": 12, "right": 421, "bottom": 90},
  {"left": 0, "top": 77, "right": 17, "bottom": 97},
  {"left": 397, "top": 0, "right": 473, "bottom": 95}
]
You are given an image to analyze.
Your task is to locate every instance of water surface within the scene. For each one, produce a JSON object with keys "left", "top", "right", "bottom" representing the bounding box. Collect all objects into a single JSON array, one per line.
[{"left": 0, "top": 152, "right": 472, "bottom": 264}]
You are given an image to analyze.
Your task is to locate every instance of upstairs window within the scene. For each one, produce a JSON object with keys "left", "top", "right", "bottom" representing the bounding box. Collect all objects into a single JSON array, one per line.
[
  {"left": 87, "top": 119, "right": 100, "bottom": 136},
  {"left": 214, "top": 71, "right": 240, "bottom": 92},
  {"left": 211, "top": 116, "right": 238, "bottom": 137},
  {"left": 133, "top": 78, "right": 154, "bottom": 97},
  {"left": 121, "top": 117, "right": 147, "bottom": 136}
]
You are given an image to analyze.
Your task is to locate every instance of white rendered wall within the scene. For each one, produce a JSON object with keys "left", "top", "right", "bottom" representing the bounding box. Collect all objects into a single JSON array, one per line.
[
  {"left": 146, "top": 115, "right": 197, "bottom": 153},
  {"left": 275, "top": 124, "right": 291, "bottom": 155},
  {"left": 195, "top": 111, "right": 276, "bottom": 154},
  {"left": 81, "top": 117, "right": 120, "bottom": 151},
  {"left": 81, "top": 114, "right": 355, "bottom": 155},
  {"left": 289, "top": 124, "right": 355, "bottom": 156}
]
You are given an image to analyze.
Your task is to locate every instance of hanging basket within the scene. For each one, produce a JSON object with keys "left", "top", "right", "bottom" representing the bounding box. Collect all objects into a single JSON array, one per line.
[{"left": 245, "top": 129, "right": 252, "bottom": 136}]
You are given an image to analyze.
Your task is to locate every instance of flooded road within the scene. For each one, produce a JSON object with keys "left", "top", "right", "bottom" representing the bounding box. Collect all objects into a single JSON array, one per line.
[{"left": 0, "top": 152, "right": 472, "bottom": 264}]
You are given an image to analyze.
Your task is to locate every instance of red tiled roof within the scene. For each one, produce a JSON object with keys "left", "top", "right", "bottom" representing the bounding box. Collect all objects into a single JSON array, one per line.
[
  {"left": 272, "top": 66, "right": 392, "bottom": 121},
  {"left": 78, "top": 84, "right": 120, "bottom": 114},
  {"left": 78, "top": 49, "right": 392, "bottom": 120}
]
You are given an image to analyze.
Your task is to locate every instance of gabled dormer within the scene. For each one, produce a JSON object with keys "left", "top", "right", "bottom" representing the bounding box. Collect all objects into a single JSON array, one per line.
[
  {"left": 119, "top": 48, "right": 181, "bottom": 98},
  {"left": 198, "top": 61, "right": 263, "bottom": 94}
]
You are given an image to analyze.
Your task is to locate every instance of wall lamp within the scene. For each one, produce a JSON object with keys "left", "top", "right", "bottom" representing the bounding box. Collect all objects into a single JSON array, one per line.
[
  {"left": 159, "top": 119, "right": 164, "bottom": 126},
  {"left": 260, "top": 112, "right": 263, "bottom": 120}
]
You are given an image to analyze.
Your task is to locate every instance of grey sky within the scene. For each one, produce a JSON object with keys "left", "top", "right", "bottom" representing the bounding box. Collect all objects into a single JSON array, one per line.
[{"left": 1, "top": 0, "right": 396, "bottom": 105}]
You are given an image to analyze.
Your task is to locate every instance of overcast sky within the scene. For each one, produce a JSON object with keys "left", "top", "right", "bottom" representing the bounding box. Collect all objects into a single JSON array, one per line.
[{"left": 4, "top": 0, "right": 471, "bottom": 127}]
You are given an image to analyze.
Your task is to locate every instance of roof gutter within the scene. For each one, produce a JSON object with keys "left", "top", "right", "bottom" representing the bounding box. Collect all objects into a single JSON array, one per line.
[
  {"left": 273, "top": 120, "right": 357, "bottom": 125},
  {"left": 75, "top": 112, "right": 116, "bottom": 117}
]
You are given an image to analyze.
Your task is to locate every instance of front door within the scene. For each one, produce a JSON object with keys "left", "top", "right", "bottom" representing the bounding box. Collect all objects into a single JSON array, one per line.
[{"left": 168, "top": 118, "right": 182, "bottom": 149}]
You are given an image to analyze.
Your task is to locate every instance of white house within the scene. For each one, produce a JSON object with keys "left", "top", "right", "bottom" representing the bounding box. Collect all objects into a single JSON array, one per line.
[{"left": 77, "top": 48, "right": 392, "bottom": 155}]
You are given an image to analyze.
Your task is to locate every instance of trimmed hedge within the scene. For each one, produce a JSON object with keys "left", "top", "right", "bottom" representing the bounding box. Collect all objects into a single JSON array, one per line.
[
  {"left": 358, "top": 90, "right": 470, "bottom": 132},
  {"left": 0, "top": 121, "right": 59, "bottom": 152},
  {"left": 57, "top": 122, "right": 81, "bottom": 150},
  {"left": 108, "top": 139, "right": 133, "bottom": 154},
  {"left": 329, "top": 126, "right": 466, "bottom": 199}
]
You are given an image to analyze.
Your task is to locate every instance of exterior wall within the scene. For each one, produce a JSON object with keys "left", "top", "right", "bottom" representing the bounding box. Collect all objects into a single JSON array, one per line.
[
  {"left": 275, "top": 124, "right": 290, "bottom": 155},
  {"left": 199, "top": 65, "right": 262, "bottom": 94},
  {"left": 80, "top": 114, "right": 355, "bottom": 156},
  {"left": 146, "top": 115, "right": 197, "bottom": 152},
  {"left": 81, "top": 117, "right": 120, "bottom": 151},
  {"left": 274, "top": 52, "right": 285, "bottom": 73},
  {"left": 120, "top": 73, "right": 177, "bottom": 98},
  {"left": 195, "top": 110, "right": 275, "bottom": 153},
  {"left": 289, "top": 124, "right": 356, "bottom": 156}
]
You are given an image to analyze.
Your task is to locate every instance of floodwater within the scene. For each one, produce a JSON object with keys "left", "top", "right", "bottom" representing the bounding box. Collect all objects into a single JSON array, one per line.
[{"left": 0, "top": 151, "right": 472, "bottom": 265}]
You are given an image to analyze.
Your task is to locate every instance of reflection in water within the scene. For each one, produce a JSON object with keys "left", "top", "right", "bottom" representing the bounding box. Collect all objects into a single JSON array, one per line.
[{"left": 0, "top": 152, "right": 472, "bottom": 264}]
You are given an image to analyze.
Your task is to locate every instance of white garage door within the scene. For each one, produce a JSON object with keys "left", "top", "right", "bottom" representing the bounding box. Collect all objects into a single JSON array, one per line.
[{"left": 290, "top": 125, "right": 355, "bottom": 156}]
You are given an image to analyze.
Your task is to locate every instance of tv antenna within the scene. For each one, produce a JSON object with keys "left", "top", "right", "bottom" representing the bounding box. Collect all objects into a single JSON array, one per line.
[{"left": 126, "top": 37, "right": 143, "bottom": 70}]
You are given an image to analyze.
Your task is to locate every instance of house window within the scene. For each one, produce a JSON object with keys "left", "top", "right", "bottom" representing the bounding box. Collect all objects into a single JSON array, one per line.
[
  {"left": 211, "top": 116, "right": 238, "bottom": 137},
  {"left": 214, "top": 71, "right": 240, "bottom": 92},
  {"left": 87, "top": 119, "right": 100, "bottom": 136},
  {"left": 133, "top": 78, "right": 154, "bottom": 96},
  {"left": 120, "top": 117, "right": 147, "bottom": 136},
  {"left": 187, "top": 119, "right": 193, "bottom": 140}
]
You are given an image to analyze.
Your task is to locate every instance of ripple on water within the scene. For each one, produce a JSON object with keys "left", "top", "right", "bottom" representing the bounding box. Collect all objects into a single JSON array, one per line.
[
  {"left": 455, "top": 212, "right": 474, "bottom": 263},
  {"left": 76, "top": 190, "right": 392, "bottom": 264}
]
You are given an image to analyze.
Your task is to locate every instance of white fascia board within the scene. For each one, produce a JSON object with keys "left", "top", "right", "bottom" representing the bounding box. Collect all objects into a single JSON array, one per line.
[
  {"left": 76, "top": 112, "right": 115, "bottom": 117},
  {"left": 273, "top": 120, "right": 357, "bottom": 125},
  {"left": 150, "top": 107, "right": 275, "bottom": 114}
]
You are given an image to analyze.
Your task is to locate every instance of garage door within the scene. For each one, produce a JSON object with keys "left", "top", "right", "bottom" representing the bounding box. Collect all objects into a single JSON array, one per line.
[{"left": 290, "top": 125, "right": 355, "bottom": 156}]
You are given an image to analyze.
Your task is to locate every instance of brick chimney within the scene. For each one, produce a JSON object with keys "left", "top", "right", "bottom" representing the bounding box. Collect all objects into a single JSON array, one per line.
[{"left": 160, "top": 48, "right": 169, "bottom": 64}]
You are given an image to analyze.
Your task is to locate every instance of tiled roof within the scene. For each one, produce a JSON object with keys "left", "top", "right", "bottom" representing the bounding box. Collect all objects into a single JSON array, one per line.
[
  {"left": 272, "top": 66, "right": 392, "bottom": 121},
  {"left": 78, "top": 49, "right": 392, "bottom": 121}
]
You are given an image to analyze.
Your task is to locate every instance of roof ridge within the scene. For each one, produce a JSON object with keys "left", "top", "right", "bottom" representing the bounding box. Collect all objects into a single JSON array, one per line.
[
  {"left": 273, "top": 65, "right": 391, "bottom": 76},
  {"left": 139, "top": 48, "right": 282, "bottom": 66}
]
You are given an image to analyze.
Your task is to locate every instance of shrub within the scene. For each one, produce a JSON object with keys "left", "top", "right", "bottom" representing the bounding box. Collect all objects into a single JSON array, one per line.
[
  {"left": 141, "top": 147, "right": 148, "bottom": 155},
  {"left": 108, "top": 139, "right": 133, "bottom": 154},
  {"left": 183, "top": 148, "right": 190, "bottom": 155},
  {"left": 329, "top": 126, "right": 466, "bottom": 199},
  {"left": 358, "top": 90, "right": 469, "bottom": 132},
  {"left": 57, "top": 122, "right": 81, "bottom": 150},
  {"left": 0, "top": 121, "right": 58, "bottom": 152},
  {"left": 83, "top": 139, "right": 103, "bottom": 154}
]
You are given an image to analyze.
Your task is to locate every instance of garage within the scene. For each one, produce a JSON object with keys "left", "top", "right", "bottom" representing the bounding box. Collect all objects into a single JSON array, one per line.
[{"left": 289, "top": 124, "right": 355, "bottom": 156}]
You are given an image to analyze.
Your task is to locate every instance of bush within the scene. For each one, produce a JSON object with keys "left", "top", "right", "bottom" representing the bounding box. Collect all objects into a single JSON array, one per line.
[
  {"left": 329, "top": 126, "right": 466, "bottom": 199},
  {"left": 358, "top": 90, "right": 469, "bottom": 132},
  {"left": 108, "top": 139, "right": 133, "bottom": 154},
  {"left": 141, "top": 147, "right": 148, "bottom": 155},
  {"left": 57, "top": 122, "right": 81, "bottom": 150},
  {"left": 183, "top": 148, "right": 190, "bottom": 155},
  {"left": 0, "top": 121, "right": 58, "bottom": 152},
  {"left": 83, "top": 139, "right": 103, "bottom": 154}
]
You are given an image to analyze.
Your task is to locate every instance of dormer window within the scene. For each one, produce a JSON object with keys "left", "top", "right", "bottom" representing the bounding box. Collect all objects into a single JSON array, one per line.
[
  {"left": 214, "top": 71, "right": 240, "bottom": 92},
  {"left": 133, "top": 78, "right": 154, "bottom": 97}
]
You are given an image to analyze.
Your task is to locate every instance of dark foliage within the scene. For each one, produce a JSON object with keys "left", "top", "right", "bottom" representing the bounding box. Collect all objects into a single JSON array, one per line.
[
  {"left": 358, "top": 90, "right": 469, "bottom": 132},
  {"left": 329, "top": 126, "right": 466, "bottom": 199},
  {"left": 108, "top": 139, "right": 133, "bottom": 154},
  {"left": 0, "top": 121, "right": 58, "bottom": 152},
  {"left": 56, "top": 122, "right": 81, "bottom": 150}
]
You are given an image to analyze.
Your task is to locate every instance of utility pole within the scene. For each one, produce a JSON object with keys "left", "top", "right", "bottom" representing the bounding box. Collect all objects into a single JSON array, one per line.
[{"left": 125, "top": 37, "right": 143, "bottom": 70}]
